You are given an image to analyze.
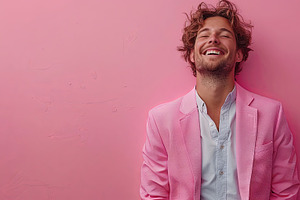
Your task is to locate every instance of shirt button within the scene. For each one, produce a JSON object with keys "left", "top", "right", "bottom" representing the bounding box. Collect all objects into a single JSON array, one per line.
[
  {"left": 209, "top": 122, "right": 214, "bottom": 127},
  {"left": 219, "top": 171, "right": 224, "bottom": 175},
  {"left": 220, "top": 145, "right": 224, "bottom": 149}
]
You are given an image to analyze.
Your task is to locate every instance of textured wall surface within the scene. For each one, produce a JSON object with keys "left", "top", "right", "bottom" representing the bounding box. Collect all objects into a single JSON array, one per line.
[{"left": 0, "top": 0, "right": 299, "bottom": 199}]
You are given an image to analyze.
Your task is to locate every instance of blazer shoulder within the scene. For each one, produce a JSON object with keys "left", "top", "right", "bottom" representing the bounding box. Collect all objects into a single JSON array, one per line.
[
  {"left": 238, "top": 84, "right": 282, "bottom": 110},
  {"left": 150, "top": 89, "right": 197, "bottom": 125},
  {"left": 252, "top": 91, "right": 281, "bottom": 106},
  {"left": 149, "top": 95, "right": 184, "bottom": 119},
  {"left": 253, "top": 93, "right": 282, "bottom": 111}
]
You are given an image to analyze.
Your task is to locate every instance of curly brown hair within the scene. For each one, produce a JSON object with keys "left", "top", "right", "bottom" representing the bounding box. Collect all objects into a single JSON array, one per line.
[{"left": 178, "top": 0, "right": 253, "bottom": 77}]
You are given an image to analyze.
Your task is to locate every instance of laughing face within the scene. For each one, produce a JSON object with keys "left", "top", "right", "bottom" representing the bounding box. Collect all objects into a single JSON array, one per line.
[{"left": 190, "top": 16, "right": 243, "bottom": 79}]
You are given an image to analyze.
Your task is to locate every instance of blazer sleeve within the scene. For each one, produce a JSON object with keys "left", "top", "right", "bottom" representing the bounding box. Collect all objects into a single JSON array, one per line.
[
  {"left": 270, "top": 103, "right": 300, "bottom": 199},
  {"left": 140, "top": 111, "right": 169, "bottom": 200}
]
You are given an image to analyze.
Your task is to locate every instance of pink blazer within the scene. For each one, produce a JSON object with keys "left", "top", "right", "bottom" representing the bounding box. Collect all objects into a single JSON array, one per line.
[{"left": 140, "top": 83, "right": 300, "bottom": 200}]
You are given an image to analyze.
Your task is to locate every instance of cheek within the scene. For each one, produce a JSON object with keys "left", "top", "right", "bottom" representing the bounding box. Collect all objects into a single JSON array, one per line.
[
  {"left": 193, "top": 45, "right": 202, "bottom": 58},
  {"left": 194, "top": 41, "right": 203, "bottom": 51}
]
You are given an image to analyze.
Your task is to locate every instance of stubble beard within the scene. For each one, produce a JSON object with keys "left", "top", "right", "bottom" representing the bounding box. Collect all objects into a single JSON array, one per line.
[{"left": 195, "top": 57, "right": 235, "bottom": 80}]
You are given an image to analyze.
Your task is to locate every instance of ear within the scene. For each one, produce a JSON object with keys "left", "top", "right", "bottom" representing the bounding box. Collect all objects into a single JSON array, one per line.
[
  {"left": 236, "top": 49, "right": 243, "bottom": 62},
  {"left": 190, "top": 50, "right": 195, "bottom": 63}
]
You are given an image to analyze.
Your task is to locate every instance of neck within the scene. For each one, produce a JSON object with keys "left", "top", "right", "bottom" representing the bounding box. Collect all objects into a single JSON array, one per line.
[
  {"left": 196, "top": 72, "right": 235, "bottom": 108},
  {"left": 195, "top": 72, "right": 235, "bottom": 130}
]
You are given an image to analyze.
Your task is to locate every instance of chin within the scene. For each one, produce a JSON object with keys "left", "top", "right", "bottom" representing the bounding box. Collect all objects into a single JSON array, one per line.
[{"left": 195, "top": 59, "right": 234, "bottom": 78}]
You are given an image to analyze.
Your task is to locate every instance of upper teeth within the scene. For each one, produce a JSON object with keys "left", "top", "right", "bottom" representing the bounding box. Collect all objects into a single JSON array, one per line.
[{"left": 206, "top": 50, "right": 221, "bottom": 55}]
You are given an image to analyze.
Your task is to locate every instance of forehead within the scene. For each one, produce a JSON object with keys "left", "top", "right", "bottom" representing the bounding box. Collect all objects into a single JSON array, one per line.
[{"left": 199, "top": 16, "right": 233, "bottom": 32}]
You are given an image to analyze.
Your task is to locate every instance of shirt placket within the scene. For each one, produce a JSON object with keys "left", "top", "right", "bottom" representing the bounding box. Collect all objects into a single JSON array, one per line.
[{"left": 215, "top": 104, "right": 230, "bottom": 200}]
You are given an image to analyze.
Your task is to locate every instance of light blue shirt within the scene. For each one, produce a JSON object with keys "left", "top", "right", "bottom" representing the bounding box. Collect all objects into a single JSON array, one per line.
[{"left": 196, "top": 87, "right": 241, "bottom": 200}]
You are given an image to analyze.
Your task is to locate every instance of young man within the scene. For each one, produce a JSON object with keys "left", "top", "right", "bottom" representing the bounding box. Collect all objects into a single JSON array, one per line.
[{"left": 140, "top": 1, "right": 300, "bottom": 199}]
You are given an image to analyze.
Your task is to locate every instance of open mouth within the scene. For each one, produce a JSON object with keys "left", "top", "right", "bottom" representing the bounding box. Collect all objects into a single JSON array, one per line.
[{"left": 203, "top": 49, "right": 225, "bottom": 56}]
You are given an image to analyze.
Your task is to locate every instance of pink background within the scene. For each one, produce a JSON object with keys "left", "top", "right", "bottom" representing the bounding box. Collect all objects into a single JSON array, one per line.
[{"left": 0, "top": 0, "right": 299, "bottom": 199}]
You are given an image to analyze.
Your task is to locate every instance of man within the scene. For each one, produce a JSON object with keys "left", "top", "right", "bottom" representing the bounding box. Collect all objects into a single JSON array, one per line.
[{"left": 140, "top": 0, "right": 300, "bottom": 199}]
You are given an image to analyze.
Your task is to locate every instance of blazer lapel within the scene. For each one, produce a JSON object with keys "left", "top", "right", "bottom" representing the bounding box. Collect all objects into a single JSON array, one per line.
[
  {"left": 179, "top": 89, "right": 202, "bottom": 200},
  {"left": 236, "top": 83, "right": 258, "bottom": 200}
]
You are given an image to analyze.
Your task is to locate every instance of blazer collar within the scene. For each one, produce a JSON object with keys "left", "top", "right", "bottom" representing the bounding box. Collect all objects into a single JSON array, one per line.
[
  {"left": 236, "top": 82, "right": 254, "bottom": 106},
  {"left": 179, "top": 82, "right": 251, "bottom": 115},
  {"left": 179, "top": 88, "right": 198, "bottom": 115}
]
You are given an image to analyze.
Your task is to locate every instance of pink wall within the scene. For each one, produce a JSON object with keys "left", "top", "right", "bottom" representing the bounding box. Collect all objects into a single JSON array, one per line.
[{"left": 0, "top": 0, "right": 299, "bottom": 199}]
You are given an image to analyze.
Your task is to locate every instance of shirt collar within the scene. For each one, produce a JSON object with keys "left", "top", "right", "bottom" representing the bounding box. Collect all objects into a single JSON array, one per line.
[
  {"left": 195, "top": 89, "right": 206, "bottom": 113},
  {"left": 195, "top": 85, "right": 236, "bottom": 113}
]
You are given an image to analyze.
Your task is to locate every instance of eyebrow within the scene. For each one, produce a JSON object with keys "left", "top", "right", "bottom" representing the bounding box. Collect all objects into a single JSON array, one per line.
[{"left": 198, "top": 28, "right": 234, "bottom": 36}]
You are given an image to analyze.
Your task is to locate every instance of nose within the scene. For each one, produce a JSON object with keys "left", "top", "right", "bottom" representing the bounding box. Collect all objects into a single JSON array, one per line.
[{"left": 208, "top": 34, "right": 220, "bottom": 44}]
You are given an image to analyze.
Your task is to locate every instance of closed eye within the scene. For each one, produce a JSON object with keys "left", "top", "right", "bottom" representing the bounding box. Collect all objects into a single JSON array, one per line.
[
  {"left": 198, "top": 35, "right": 209, "bottom": 38},
  {"left": 220, "top": 35, "right": 230, "bottom": 38}
]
